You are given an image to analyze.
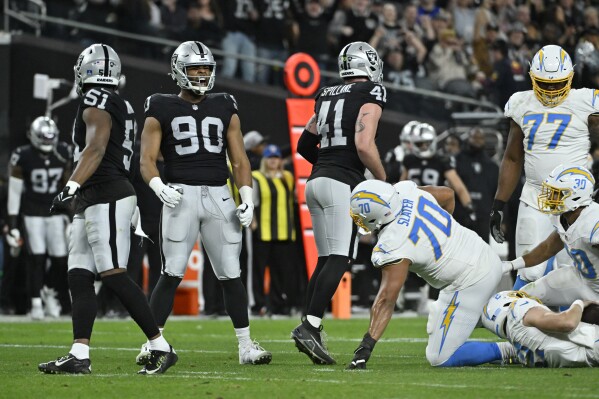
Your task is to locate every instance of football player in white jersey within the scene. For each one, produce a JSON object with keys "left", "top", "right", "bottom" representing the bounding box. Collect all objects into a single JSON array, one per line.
[
  {"left": 502, "top": 165, "right": 599, "bottom": 306},
  {"left": 489, "top": 44, "right": 599, "bottom": 289},
  {"left": 346, "top": 180, "right": 514, "bottom": 368},
  {"left": 482, "top": 291, "right": 599, "bottom": 367}
]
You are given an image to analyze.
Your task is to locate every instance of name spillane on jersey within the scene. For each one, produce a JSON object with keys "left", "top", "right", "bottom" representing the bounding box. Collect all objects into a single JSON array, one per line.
[
  {"left": 505, "top": 88, "right": 599, "bottom": 208},
  {"left": 72, "top": 88, "right": 136, "bottom": 188},
  {"left": 145, "top": 93, "right": 238, "bottom": 186},
  {"left": 551, "top": 202, "right": 599, "bottom": 292},
  {"left": 402, "top": 154, "right": 454, "bottom": 186},
  {"left": 10, "top": 143, "right": 70, "bottom": 217},
  {"left": 309, "top": 81, "right": 386, "bottom": 188},
  {"left": 371, "top": 181, "right": 489, "bottom": 290}
]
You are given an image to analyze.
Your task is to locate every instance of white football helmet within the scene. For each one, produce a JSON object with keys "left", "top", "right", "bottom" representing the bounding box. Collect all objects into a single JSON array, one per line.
[
  {"left": 400, "top": 120, "right": 420, "bottom": 152},
  {"left": 482, "top": 291, "right": 525, "bottom": 339},
  {"left": 350, "top": 180, "right": 401, "bottom": 233},
  {"left": 170, "top": 41, "right": 216, "bottom": 95},
  {"left": 29, "top": 116, "right": 59, "bottom": 153},
  {"left": 338, "top": 41, "right": 383, "bottom": 83},
  {"left": 529, "top": 45, "right": 574, "bottom": 107},
  {"left": 74, "top": 43, "right": 121, "bottom": 96},
  {"left": 410, "top": 123, "right": 437, "bottom": 159},
  {"left": 538, "top": 164, "right": 595, "bottom": 215}
]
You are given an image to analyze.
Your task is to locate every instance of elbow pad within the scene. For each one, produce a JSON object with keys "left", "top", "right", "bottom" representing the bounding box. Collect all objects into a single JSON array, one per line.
[{"left": 297, "top": 129, "right": 320, "bottom": 164}]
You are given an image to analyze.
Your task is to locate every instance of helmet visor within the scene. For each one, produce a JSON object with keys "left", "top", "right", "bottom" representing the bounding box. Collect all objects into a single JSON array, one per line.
[{"left": 530, "top": 72, "right": 573, "bottom": 107}]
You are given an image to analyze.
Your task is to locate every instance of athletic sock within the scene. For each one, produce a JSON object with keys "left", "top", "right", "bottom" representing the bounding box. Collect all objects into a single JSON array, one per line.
[
  {"left": 235, "top": 326, "right": 251, "bottom": 348},
  {"left": 149, "top": 335, "right": 170, "bottom": 352},
  {"left": 306, "top": 315, "right": 322, "bottom": 329},
  {"left": 70, "top": 343, "right": 90, "bottom": 360}
]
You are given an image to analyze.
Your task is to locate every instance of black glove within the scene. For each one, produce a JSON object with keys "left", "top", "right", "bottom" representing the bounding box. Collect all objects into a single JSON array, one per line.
[
  {"left": 50, "top": 182, "right": 79, "bottom": 215},
  {"left": 489, "top": 199, "right": 506, "bottom": 243},
  {"left": 347, "top": 332, "right": 377, "bottom": 370},
  {"left": 465, "top": 202, "right": 477, "bottom": 224}
]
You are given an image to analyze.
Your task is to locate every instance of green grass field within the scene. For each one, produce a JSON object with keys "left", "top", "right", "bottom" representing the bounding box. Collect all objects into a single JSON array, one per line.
[{"left": 1, "top": 316, "right": 598, "bottom": 399}]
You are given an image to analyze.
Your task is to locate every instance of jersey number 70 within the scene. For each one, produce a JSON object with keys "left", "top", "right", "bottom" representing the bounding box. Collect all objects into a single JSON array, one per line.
[{"left": 408, "top": 197, "right": 452, "bottom": 261}]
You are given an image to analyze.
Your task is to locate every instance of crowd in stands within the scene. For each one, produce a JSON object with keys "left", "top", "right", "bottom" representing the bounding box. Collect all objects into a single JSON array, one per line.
[{"left": 31, "top": 0, "right": 599, "bottom": 105}]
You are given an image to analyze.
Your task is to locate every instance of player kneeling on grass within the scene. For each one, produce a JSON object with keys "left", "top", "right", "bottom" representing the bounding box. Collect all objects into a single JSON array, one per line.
[
  {"left": 346, "top": 180, "right": 514, "bottom": 369},
  {"left": 502, "top": 164, "right": 599, "bottom": 308},
  {"left": 482, "top": 291, "right": 599, "bottom": 367}
]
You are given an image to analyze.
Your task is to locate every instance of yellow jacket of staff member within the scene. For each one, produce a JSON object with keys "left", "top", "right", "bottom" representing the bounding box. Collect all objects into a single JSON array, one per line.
[{"left": 252, "top": 168, "right": 296, "bottom": 242}]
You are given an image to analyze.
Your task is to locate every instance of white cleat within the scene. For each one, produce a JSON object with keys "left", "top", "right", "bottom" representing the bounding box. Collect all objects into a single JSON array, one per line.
[
  {"left": 42, "top": 287, "right": 61, "bottom": 318},
  {"left": 135, "top": 343, "right": 151, "bottom": 365},
  {"left": 239, "top": 340, "right": 272, "bottom": 365},
  {"left": 31, "top": 302, "right": 45, "bottom": 321}
]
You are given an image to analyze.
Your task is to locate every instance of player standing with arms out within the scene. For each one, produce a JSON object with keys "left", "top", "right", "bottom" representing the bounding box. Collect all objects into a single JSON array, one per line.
[
  {"left": 292, "top": 41, "right": 387, "bottom": 365},
  {"left": 346, "top": 180, "right": 513, "bottom": 368},
  {"left": 38, "top": 44, "right": 176, "bottom": 375},
  {"left": 138, "top": 41, "right": 271, "bottom": 365},
  {"left": 7, "top": 117, "right": 71, "bottom": 319},
  {"left": 490, "top": 45, "right": 599, "bottom": 289}
]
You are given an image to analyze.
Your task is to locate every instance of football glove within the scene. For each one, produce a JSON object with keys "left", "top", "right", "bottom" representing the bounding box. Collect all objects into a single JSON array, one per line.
[
  {"left": 466, "top": 202, "right": 477, "bottom": 223},
  {"left": 149, "top": 177, "right": 183, "bottom": 208},
  {"left": 236, "top": 202, "right": 254, "bottom": 228},
  {"left": 5, "top": 228, "right": 22, "bottom": 248},
  {"left": 50, "top": 181, "right": 80, "bottom": 214},
  {"left": 347, "top": 333, "right": 377, "bottom": 370},
  {"left": 489, "top": 200, "right": 506, "bottom": 243}
]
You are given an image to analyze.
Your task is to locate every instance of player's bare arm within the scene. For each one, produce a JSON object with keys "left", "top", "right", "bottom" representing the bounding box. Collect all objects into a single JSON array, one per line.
[
  {"left": 226, "top": 114, "right": 252, "bottom": 189},
  {"left": 139, "top": 116, "right": 163, "bottom": 183},
  {"left": 521, "top": 231, "right": 563, "bottom": 267},
  {"left": 368, "top": 260, "right": 411, "bottom": 340},
  {"left": 355, "top": 103, "right": 386, "bottom": 181},
  {"left": 588, "top": 114, "right": 599, "bottom": 147},
  {"left": 444, "top": 169, "right": 473, "bottom": 208},
  {"left": 523, "top": 301, "right": 583, "bottom": 333},
  {"left": 69, "top": 107, "right": 112, "bottom": 185},
  {"left": 495, "top": 119, "right": 525, "bottom": 202},
  {"left": 419, "top": 186, "right": 455, "bottom": 214},
  {"left": 297, "top": 113, "right": 319, "bottom": 164},
  {"left": 399, "top": 168, "right": 408, "bottom": 181}
]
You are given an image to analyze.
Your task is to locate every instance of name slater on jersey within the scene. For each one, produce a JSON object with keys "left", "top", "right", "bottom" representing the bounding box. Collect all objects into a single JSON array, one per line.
[
  {"left": 397, "top": 199, "right": 414, "bottom": 226},
  {"left": 321, "top": 83, "right": 355, "bottom": 97}
]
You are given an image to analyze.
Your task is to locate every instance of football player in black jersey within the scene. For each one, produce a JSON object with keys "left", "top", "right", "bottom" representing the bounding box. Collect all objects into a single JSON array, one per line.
[
  {"left": 292, "top": 41, "right": 387, "bottom": 365},
  {"left": 39, "top": 44, "right": 177, "bottom": 376},
  {"left": 401, "top": 123, "right": 475, "bottom": 220},
  {"left": 139, "top": 41, "right": 271, "bottom": 365},
  {"left": 384, "top": 120, "right": 419, "bottom": 184},
  {"left": 6, "top": 117, "right": 71, "bottom": 320}
]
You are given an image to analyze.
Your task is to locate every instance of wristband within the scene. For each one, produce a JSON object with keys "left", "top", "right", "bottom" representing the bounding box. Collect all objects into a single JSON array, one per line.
[
  {"left": 492, "top": 199, "right": 506, "bottom": 212},
  {"left": 65, "top": 180, "right": 81, "bottom": 195},
  {"left": 361, "top": 332, "right": 377, "bottom": 350},
  {"left": 572, "top": 300, "right": 584, "bottom": 312},
  {"left": 239, "top": 185, "right": 253, "bottom": 205},
  {"left": 511, "top": 257, "right": 526, "bottom": 271}
]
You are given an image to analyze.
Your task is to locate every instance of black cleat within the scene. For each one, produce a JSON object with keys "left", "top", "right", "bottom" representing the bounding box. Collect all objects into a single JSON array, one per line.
[
  {"left": 291, "top": 320, "right": 336, "bottom": 365},
  {"left": 138, "top": 346, "right": 178, "bottom": 375},
  {"left": 38, "top": 353, "right": 91, "bottom": 374}
]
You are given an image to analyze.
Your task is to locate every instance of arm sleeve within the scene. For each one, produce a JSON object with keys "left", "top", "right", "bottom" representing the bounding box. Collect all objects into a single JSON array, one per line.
[{"left": 297, "top": 129, "right": 320, "bottom": 164}]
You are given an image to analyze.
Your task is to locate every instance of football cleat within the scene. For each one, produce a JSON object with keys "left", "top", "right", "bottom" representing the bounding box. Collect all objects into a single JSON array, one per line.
[
  {"left": 42, "top": 287, "right": 61, "bottom": 318},
  {"left": 135, "top": 343, "right": 151, "bottom": 365},
  {"left": 38, "top": 353, "right": 91, "bottom": 374},
  {"left": 239, "top": 340, "right": 272, "bottom": 365},
  {"left": 291, "top": 320, "right": 336, "bottom": 365},
  {"left": 138, "top": 346, "right": 178, "bottom": 375}
]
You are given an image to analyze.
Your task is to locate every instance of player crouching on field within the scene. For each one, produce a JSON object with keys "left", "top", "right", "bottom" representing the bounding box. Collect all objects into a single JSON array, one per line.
[{"left": 346, "top": 180, "right": 515, "bottom": 369}]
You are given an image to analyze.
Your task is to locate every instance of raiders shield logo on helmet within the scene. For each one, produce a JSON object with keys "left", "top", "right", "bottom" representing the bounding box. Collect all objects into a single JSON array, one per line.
[{"left": 365, "top": 50, "right": 378, "bottom": 65}]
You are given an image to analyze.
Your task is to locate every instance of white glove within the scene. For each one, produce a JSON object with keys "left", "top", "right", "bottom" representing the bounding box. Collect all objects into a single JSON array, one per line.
[
  {"left": 236, "top": 202, "right": 254, "bottom": 227},
  {"left": 6, "top": 228, "right": 22, "bottom": 248},
  {"left": 149, "top": 177, "right": 182, "bottom": 208}
]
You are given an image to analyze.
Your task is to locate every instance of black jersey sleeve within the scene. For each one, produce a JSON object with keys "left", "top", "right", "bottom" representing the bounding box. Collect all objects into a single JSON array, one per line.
[
  {"left": 223, "top": 93, "right": 239, "bottom": 115},
  {"left": 358, "top": 81, "right": 386, "bottom": 110},
  {"left": 439, "top": 155, "right": 456, "bottom": 173},
  {"left": 144, "top": 94, "right": 163, "bottom": 120},
  {"left": 9, "top": 147, "right": 23, "bottom": 168}
]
